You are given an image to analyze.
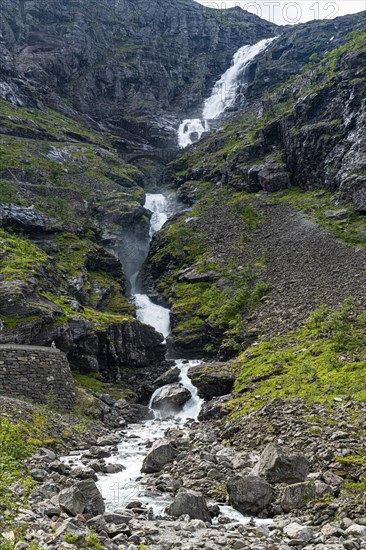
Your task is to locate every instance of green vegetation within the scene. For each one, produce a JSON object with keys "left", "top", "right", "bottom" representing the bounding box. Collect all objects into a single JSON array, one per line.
[
  {"left": 229, "top": 300, "right": 366, "bottom": 415},
  {"left": 0, "top": 228, "right": 49, "bottom": 280},
  {"left": 269, "top": 187, "right": 366, "bottom": 247},
  {"left": 0, "top": 418, "right": 34, "bottom": 528}
]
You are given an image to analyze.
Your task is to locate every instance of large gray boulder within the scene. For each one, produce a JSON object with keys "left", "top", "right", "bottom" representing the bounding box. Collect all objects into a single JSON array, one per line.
[
  {"left": 168, "top": 488, "right": 211, "bottom": 522},
  {"left": 253, "top": 443, "right": 309, "bottom": 485},
  {"left": 189, "top": 362, "right": 236, "bottom": 400},
  {"left": 75, "top": 479, "right": 105, "bottom": 516},
  {"left": 228, "top": 475, "right": 274, "bottom": 515},
  {"left": 151, "top": 383, "right": 191, "bottom": 416},
  {"left": 58, "top": 487, "right": 86, "bottom": 516},
  {"left": 141, "top": 439, "right": 178, "bottom": 474}
]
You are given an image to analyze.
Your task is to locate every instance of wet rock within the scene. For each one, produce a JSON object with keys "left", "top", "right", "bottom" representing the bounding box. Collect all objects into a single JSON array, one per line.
[
  {"left": 153, "top": 367, "right": 181, "bottom": 388},
  {"left": 227, "top": 475, "right": 274, "bottom": 515},
  {"left": 58, "top": 487, "right": 86, "bottom": 517},
  {"left": 75, "top": 479, "right": 105, "bottom": 516},
  {"left": 151, "top": 383, "right": 191, "bottom": 416},
  {"left": 84, "top": 446, "right": 112, "bottom": 459},
  {"left": 253, "top": 443, "right": 309, "bottom": 484},
  {"left": 141, "top": 439, "right": 178, "bottom": 473},
  {"left": 167, "top": 488, "right": 211, "bottom": 522},
  {"left": 189, "top": 362, "right": 236, "bottom": 400}
]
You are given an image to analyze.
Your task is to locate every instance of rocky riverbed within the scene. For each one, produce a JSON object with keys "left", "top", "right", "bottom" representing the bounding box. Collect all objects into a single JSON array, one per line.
[{"left": 3, "top": 385, "right": 365, "bottom": 550}]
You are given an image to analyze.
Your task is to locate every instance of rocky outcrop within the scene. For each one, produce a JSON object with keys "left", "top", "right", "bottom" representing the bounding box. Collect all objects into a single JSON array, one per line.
[{"left": 189, "top": 362, "right": 237, "bottom": 400}]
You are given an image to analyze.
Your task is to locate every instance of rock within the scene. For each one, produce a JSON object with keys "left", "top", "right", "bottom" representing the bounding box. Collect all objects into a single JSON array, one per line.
[
  {"left": 253, "top": 443, "right": 309, "bottom": 484},
  {"left": 55, "top": 518, "right": 87, "bottom": 541},
  {"left": 283, "top": 522, "right": 313, "bottom": 543},
  {"left": 96, "top": 434, "right": 121, "bottom": 446},
  {"left": 322, "top": 471, "right": 345, "bottom": 486},
  {"left": 141, "top": 439, "right": 178, "bottom": 473},
  {"left": 324, "top": 209, "right": 349, "bottom": 219},
  {"left": 104, "top": 511, "right": 133, "bottom": 524},
  {"left": 281, "top": 481, "right": 316, "bottom": 512},
  {"left": 76, "top": 479, "right": 105, "bottom": 516},
  {"left": 198, "top": 395, "right": 231, "bottom": 420},
  {"left": 345, "top": 524, "right": 366, "bottom": 538},
  {"left": 227, "top": 475, "right": 274, "bottom": 515},
  {"left": 30, "top": 469, "right": 48, "bottom": 482},
  {"left": 86, "top": 515, "right": 109, "bottom": 534},
  {"left": 153, "top": 367, "right": 181, "bottom": 388},
  {"left": 58, "top": 487, "right": 86, "bottom": 516},
  {"left": 151, "top": 383, "right": 192, "bottom": 416},
  {"left": 168, "top": 488, "right": 211, "bottom": 522},
  {"left": 189, "top": 362, "right": 236, "bottom": 399},
  {"left": 84, "top": 446, "right": 112, "bottom": 459}
]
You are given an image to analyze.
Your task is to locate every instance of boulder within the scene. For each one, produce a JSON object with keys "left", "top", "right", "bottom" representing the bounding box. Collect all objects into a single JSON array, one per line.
[
  {"left": 58, "top": 487, "right": 86, "bottom": 516},
  {"left": 189, "top": 362, "right": 236, "bottom": 400},
  {"left": 151, "top": 383, "right": 191, "bottom": 416},
  {"left": 227, "top": 475, "right": 274, "bottom": 515},
  {"left": 281, "top": 481, "right": 316, "bottom": 512},
  {"left": 253, "top": 443, "right": 309, "bottom": 484},
  {"left": 283, "top": 522, "right": 313, "bottom": 543},
  {"left": 168, "top": 488, "right": 211, "bottom": 522},
  {"left": 153, "top": 367, "right": 181, "bottom": 388},
  {"left": 141, "top": 439, "right": 178, "bottom": 474},
  {"left": 76, "top": 479, "right": 105, "bottom": 516}
]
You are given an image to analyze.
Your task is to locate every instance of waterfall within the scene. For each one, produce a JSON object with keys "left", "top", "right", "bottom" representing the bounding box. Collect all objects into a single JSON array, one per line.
[{"left": 177, "top": 36, "right": 277, "bottom": 148}]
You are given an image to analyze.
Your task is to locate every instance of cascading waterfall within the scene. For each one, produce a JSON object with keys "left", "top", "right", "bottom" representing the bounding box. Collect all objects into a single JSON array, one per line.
[
  {"left": 64, "top": 41, "right": 284, "bottom": 522},
  {"left": 177, "top": 36, "right": 277, "bottom": 148}
]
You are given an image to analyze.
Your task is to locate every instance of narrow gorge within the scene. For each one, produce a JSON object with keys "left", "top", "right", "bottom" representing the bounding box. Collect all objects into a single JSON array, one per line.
[{"left": 0, "top": 1, "right": 365, "bottom": 549}]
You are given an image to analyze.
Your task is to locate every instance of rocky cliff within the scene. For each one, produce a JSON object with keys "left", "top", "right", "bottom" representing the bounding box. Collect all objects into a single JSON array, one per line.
[
  {"left": 145, "top": 17, "right": 366, "bottom": 357},
  {"left": 0, "top": 0, "right": 280, "bottom": 381}
]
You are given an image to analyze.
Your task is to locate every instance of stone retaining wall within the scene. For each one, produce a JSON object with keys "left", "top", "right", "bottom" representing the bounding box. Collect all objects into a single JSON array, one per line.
[{"left": 0, "top": 345, "right": 76, "bottom": 410}]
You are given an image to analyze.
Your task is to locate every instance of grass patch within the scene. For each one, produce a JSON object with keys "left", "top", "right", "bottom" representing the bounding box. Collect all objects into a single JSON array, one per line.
[{"left": 229, "top": 300, "right": 366, "bottom": 415}]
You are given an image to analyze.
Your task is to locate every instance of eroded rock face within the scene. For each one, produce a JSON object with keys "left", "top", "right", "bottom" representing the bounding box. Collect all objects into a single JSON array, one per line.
[
  {"left": 252, "top": 443, "right": 309, "bottom": 485},
  {"left": 168, "top": 488, "right": 211, "bottom": 522},
  {"left": 141, "top": 439, "right": 178, "bottom": 474},
  {"left": 227, "top": 475, "right": 274, "bottom": 515}
]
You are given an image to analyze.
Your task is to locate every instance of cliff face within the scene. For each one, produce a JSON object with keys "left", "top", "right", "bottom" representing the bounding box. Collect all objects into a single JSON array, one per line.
[
  {"left": 0, "top": 0, "right": 279, "bottom": 379},
  {"left": 0, "top": 0, "right": 278, "bottom": 150},
  {"left": 145, "top": 19, "right": 366, "bottom": 358}
]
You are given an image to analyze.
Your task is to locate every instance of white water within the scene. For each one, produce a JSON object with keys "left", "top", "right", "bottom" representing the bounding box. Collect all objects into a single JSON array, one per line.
[
  {"left": 134, "top": 193, "right": 171, "bottom": 338},
  {"left": 178, "top": 37, "right": 277, "bottom": 148}
]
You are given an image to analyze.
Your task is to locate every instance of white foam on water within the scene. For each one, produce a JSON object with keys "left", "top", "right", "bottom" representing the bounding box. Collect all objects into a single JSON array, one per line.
[{"left": 178, "top": 37, "right": 278, "bottom": 148}]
